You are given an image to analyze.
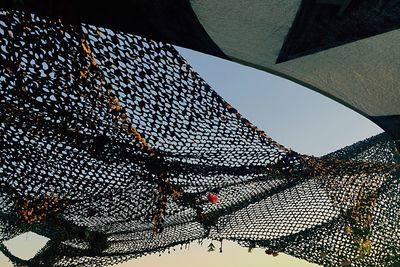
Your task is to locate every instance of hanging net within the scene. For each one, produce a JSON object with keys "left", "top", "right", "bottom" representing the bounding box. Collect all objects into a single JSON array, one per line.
[{"left": 0, "top": 9, "right": 399, "bottom": 267}]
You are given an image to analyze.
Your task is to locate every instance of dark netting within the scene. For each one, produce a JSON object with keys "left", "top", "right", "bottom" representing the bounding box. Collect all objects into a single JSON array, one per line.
[{"left": 0, "top": 9, "right": 399, "bottom": 267}]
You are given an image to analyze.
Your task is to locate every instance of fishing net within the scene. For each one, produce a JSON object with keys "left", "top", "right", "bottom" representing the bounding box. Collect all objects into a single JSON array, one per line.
[{"left": 0, "top": 9, "right": 398, "bottom": 267}]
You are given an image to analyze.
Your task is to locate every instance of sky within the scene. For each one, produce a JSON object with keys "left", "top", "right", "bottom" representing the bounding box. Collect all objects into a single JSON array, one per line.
[
  {"left": 0, "top": 46, "right": 383, "bottom": 267},
  {"left": 176, "top": 47, "right": 382, "bottom": 157}
]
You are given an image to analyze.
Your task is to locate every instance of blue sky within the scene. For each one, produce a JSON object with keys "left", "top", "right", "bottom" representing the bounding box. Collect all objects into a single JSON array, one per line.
[{"left": 176, "top": 47, "right": 382, "bottom": 157}]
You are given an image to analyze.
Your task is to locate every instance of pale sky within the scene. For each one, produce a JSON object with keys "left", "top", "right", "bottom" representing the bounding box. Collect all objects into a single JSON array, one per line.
[{"left": 0, "top": 46, "right": 382, "bottom": 267}]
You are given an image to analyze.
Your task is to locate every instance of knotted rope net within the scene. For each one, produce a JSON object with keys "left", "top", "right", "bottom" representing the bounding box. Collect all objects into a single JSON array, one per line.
[{"left": 0, "top": 9, "right": 398, "bottom": 267}]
